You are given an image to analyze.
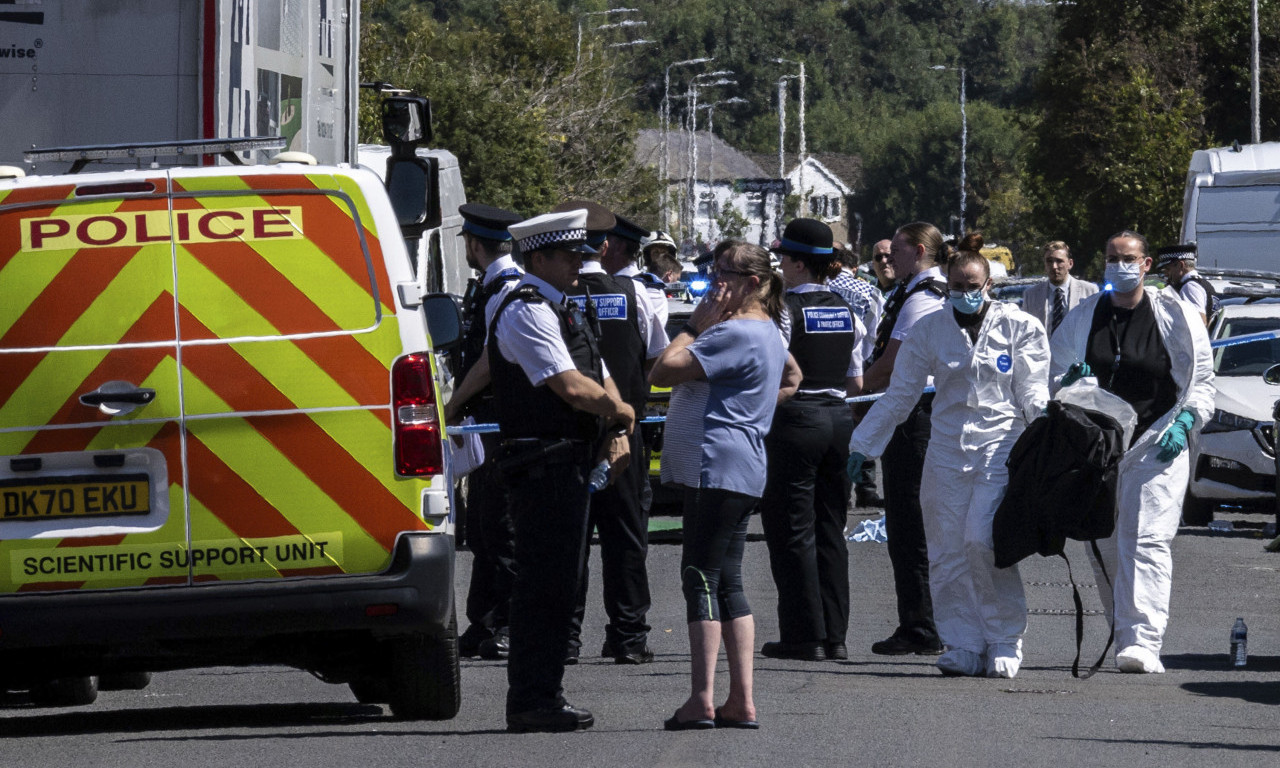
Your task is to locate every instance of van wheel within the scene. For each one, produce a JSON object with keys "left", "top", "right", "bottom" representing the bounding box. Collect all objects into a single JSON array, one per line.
[
  {"left": 385, "top": 621, "right": 460, "bottom": 720},
  {"left": 1182, "top": 492, "right": 1214, "bottom": 526},
  {"left": 99, "top": 672, "right": 151, "bottom": 691},
  {"left": 349, "top": 677, "right": 390, "bottom": 704},
  {"left": 30, "top": 676, "right": 98, "bottom": 707}
]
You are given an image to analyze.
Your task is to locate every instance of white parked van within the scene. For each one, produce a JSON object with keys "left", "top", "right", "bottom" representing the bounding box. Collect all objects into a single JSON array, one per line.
[{"left": 1181, "top": 142, "right": 1280, "bottom": 270}]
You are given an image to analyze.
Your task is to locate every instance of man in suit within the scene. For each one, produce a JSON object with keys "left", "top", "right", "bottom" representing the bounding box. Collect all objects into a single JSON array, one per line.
[{"left": 1022, "top": 241, "right": 1099, "bottom": 336}]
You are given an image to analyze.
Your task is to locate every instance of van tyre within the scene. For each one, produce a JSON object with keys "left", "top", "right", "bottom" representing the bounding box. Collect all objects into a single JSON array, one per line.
[
  {"left": 31, "top": 676, "right": 98, "bottom": 707},
  {"left": 385, "top": 624, "right": 461, "bottom": 720},
  {"left": 1182, "top": 492, "right": 1214, "bottom": 526},
  {"left": 98, "top": 672, "right": 151, "bottom": 691}
]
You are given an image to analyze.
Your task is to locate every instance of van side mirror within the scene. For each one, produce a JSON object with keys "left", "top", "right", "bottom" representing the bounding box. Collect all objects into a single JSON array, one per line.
[
  {"left": 1264, "top": 363, "right": 1280, "bottom": 385},
  {"left": 422, "top": 293, "right": 462, "bottom": 350},
  {"left": 381, "top": 96, "right": 432, "bottom": 149},
  {"left": 386, "top": 154, "right": 441, "bottom": 234}
]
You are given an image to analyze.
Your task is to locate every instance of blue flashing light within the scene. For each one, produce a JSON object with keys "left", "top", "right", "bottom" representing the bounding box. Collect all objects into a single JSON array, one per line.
[
  {"left": 1103, "top": 282, "right": 1114, "bottom": 291},
  {"left": 689, "top": 277, "right": 711, "bottom": 297}
]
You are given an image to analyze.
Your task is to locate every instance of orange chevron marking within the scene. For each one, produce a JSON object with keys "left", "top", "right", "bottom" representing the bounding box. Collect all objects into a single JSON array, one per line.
[
  {"left": 245, "top": 413, "right": 427, "bottom": 552},
  {"left": 184, "top": 434, "right": 304, "bottom": 540}
]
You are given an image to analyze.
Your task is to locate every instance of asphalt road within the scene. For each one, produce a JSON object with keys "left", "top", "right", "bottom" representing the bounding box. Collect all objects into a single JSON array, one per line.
[{"left": 3, "top": 507, "right": 1279, "bottom": 767}]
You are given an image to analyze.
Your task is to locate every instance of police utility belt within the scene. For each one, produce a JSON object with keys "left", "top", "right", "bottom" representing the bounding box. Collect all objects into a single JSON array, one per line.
[{"left": 494, "top": 437, "right": 594, "bottom": 481}]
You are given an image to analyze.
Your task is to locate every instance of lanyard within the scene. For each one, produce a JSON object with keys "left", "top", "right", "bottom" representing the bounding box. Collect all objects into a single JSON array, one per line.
[{"left": 1104, "top": 297, "right": 1134, "bottom": 391}]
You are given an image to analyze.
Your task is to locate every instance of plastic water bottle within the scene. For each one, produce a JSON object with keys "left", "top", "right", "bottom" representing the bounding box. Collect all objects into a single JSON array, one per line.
[
  {"left": 1230, "top": 617, "right": 1248, "bottom": 669},
  {"left": 587, "top": 460, "right": 611, "bottom": 493}
]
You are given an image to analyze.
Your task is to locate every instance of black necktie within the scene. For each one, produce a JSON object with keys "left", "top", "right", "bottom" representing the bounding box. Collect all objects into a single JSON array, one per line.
[{"left": 1051, "top": 286, "right": 1066, "bottom": 334}]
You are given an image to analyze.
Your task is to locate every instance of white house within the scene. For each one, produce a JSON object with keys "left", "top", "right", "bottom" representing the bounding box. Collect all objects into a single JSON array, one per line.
[
  {"left": 747, "top": 152, "right": 862, "bottom": 246},
  {"left": 635, "top": 130, "right": 862, "bottom": 252}
]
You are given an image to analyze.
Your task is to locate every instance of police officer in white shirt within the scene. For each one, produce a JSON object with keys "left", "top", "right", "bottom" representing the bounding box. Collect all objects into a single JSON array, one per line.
[
  {"left": 557, "top": 202, "right": 667, "bottom": 665},
  {"left": 491, "top": 209, "right": 634, "bottom": 733},
  {"left": 442, "top": 203, "right": 524, "bottom": 661},
  {"left": 1155, "top": 242, "right": 1217, "bottom": 326}
]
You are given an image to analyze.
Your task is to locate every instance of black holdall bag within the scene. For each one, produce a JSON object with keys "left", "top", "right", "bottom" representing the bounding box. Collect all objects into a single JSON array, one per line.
[{"left": 994, "top": 385, "right": 1136, "bottom": 678}]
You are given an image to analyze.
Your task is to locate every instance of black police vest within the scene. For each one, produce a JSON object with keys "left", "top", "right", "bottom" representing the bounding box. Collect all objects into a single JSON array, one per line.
[
  {"left": 488, "top": 285, "right": 604, "bottom": 442},
  {"left": 566, "top": 271, "right": 647, "bottom": 413},
  {"left": 784, "top": 291, "right": 859, "bottom": 392},
  {"left": 459, "top": 268, "right": 523, "bottom": 380},
  {"left": 1179, "top": 273, "right": 1220, "bottom": 318},
  {"left": 871, "top": 276, "right": 947, "bottom": 363}
]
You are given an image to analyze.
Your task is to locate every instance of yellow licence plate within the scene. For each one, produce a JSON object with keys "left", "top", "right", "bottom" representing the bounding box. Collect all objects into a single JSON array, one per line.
[{"left": 1, "top": 474, "right": 150, "bottom": 520}]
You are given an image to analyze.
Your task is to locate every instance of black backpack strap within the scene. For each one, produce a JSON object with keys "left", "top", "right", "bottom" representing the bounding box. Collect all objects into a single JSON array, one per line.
[{"left": 1069, "top": 539, "right": 1116, "bottom": 679}]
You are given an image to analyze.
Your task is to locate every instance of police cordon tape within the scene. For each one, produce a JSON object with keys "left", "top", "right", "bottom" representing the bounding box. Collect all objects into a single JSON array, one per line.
[
  {"left": 444, "top": 331, "right": 1265, "bottom": 437},
  {"left": 446, "top": 387, "right": 939, "bottom": 435}
]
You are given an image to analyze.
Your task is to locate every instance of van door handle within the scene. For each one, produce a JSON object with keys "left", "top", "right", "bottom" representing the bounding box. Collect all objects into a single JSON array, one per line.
[{"left": 79, "top": 382, "right": 156, "bottom": 415}]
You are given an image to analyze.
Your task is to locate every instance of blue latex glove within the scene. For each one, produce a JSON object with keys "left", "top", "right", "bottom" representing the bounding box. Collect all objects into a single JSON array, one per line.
[
  {"left": 847, "top": 451, "right": 867, "bottom": 484},
  {"left": 1157, "top": 409, "right": 1197, "bottom": 462},
  {"left": 1061, "top": 361, "right": 1092, "bottom": 387}
]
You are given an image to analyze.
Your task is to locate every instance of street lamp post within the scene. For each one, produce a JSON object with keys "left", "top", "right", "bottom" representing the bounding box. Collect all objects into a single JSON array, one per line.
[
  {"left": 930, "top": 64, "right": 967, "bottom": 235},
  {"left": 577, "top": 8, "right": 642, "bottom": 65},
  {"left": 1253, "top": 0, "right": 1261, "bottom": 144},
  {"left": 773, "top": 58, "right": 806, "bottom": 217},
  {"left": 774, "top": 74, "right": 797, "bottom": 236},
  {"left": 662, "top": 57, "right": 713, "bottom": 230},
  {"left": 684, "top": 72, "right": 736, "bottom": 242},
  {"left": 697, "top": 97, "right": 748, "bottom": 243}
]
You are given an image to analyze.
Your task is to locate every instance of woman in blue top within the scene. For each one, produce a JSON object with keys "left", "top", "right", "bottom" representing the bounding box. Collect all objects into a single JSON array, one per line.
[{"left": 651, "top": 241, "right": 795, "bottom": 731}]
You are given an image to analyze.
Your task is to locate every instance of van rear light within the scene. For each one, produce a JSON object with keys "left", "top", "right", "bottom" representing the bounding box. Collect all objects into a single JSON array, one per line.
[{"left": 391, "top": 353, "right": 443, "bottom": 476}]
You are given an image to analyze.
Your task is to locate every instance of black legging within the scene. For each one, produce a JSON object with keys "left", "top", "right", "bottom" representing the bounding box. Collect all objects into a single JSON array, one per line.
[{"left": 680, "top": 486, "right": 756, "bottom": 623}]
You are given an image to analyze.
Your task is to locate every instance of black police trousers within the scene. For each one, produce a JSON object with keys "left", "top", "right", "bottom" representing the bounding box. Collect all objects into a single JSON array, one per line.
[
  {"left": 569, "top": 428, "right": 652, "bottom": 654},
  {"left": 759, "top": 396, "right": 854, "bottom": 645},
  {"left": 461, "top": 435, "right": 515, "bottom": 638},
  {"left": 881, "top": 395, "right": 939, "bottom": 646},
  {"left": 505, "top": 445, "right": 592, "bottom": 714}
]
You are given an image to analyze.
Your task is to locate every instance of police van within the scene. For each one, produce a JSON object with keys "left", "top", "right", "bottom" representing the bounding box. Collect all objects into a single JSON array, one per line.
[{"left": 0, "top": 119, "right": 464, "bottom": 717}]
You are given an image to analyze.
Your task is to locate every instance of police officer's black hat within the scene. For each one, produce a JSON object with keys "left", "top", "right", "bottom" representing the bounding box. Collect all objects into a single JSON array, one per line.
[
  {"left": 609, "top": 214, "right": 649, "bottom": 244},
  {"left": 458, "top": 203, "right": 522, "bottom": 242},
  {"left": 552, "top": 199, "right": 616, "bottom": 249},
  {"left": 1155, "top": 242, "right": 1197, "bottom": 269},
  {"left": 771, "top": 218, "right": 834, "bottom": 262}
]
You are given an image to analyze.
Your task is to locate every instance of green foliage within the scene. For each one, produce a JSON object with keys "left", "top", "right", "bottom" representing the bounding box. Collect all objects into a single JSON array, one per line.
[
  {"left": 360, "top": 0, "right": 1280, "bottom": 272},
  {"left": 1029, "top": 5, "right": 1211, "bottom": 274}
]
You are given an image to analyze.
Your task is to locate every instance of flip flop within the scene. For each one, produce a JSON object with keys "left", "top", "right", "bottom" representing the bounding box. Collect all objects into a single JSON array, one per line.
[
  {"left": 714, "top": 707, "right": 760, "bottom": 729},
  {"left": 664, "top": 711, "right": 715, "bottom": 731}
]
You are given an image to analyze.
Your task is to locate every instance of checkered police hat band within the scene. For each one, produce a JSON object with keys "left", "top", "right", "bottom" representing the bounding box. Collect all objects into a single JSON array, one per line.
[{"left": 518, "top": 228, "right": 587, "bottom": 252}]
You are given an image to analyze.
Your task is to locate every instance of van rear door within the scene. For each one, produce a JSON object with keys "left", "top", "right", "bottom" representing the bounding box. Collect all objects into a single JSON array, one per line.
[
  {"left": 0, "top": 177, "right": 187, "bottom": 593},
  {"left": 168, "top": 170, "right": 432, "bottom": 585}
]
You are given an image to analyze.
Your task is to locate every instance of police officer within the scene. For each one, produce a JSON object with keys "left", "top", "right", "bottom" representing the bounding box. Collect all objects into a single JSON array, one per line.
[
  {"left": 443, "top": 203, "right": 524, "bottom": 660},
  {"left": 1155, "top": 242, "right": 1218, "bottom": 325},
  {"left": 559, "top": 203, "right": 667, "bottom": 665},
  {"left": 492, "top": 209, "right": 634, "bottom": 732},
  {"left": 759, "top": 218, "right": 865, "bottom": 661},
  {"left": 859, "top": 221, "right": 949, "bottom": 657}
]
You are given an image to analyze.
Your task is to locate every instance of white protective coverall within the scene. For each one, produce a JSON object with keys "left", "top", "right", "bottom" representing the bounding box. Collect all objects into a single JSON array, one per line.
[
  {"left": 1050, "top": 288, "right": 1214, "bottom": 671},
  {"left": 850, "top": 301, "right": 1050, "bottom": 675}
]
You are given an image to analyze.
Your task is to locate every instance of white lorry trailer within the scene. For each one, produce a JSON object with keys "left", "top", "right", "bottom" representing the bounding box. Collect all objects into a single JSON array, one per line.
[{"left": 1, "top": 0, "right": 468, "bottom": 296}]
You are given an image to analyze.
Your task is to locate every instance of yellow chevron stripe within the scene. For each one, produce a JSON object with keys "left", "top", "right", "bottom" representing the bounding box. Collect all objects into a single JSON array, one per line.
[
  {"left": 180, "top": 373, "right": 390, "bottom": 574},
  {"left": 0, "top": 196, "right": 135, "bottom": 339},
  {"left": 0, "top": 347, "right": 179, "bottom": 459},
  {"left": 186, "top": 495, "right": 287, "bottom": 580}
]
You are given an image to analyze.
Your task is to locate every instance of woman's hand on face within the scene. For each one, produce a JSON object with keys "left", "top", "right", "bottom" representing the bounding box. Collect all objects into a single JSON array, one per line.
[{"left": 690, "top": 284, "right": 730, "bottom": 332}]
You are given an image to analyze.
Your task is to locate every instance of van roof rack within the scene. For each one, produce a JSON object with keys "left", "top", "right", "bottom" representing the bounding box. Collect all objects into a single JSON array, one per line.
[{"left": 24, "top": 137, "right": 287, "bottom": 174}]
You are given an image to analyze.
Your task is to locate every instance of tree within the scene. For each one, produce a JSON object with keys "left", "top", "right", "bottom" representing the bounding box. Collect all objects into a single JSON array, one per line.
[{"left": 1030, "top": 5, "right": 1209, "bottom": 270}]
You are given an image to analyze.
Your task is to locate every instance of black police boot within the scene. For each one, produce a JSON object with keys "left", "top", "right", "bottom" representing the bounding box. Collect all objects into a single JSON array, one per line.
[{"left": 478, "top": 628, "right": 510, "bottom": 660}]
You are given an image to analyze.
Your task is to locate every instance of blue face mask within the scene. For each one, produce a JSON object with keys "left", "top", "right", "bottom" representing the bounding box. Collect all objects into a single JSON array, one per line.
[
  {"left": 1104, "top": 261, "right": 1144, "bottom": 293},
  {"left": 949, "top": 289, "right": 985, "bottom": 315}
]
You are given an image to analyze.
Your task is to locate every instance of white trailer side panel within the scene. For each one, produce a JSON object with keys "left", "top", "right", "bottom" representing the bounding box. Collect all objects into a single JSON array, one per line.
[{"left": 0, "top": 0, "right": 357, "bottom": 171}]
